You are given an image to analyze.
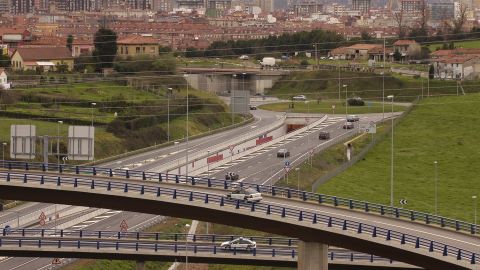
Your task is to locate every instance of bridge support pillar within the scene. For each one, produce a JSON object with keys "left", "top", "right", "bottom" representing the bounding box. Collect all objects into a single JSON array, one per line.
[
  {"left": 135, "top": 260, "right": 145, "bottom": 270},
  {"left": 298, "top": 241, "right": 328, "bottom": 270}
]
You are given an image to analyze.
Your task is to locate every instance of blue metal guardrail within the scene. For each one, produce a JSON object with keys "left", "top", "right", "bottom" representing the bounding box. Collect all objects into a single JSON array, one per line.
[
  {"left": 0, "top": 172, "right": 477, "bottom": 265},
  {"left": 1, "top": 161, "right": 478, "bottom": 236},
  {"left": 0, "top": 237, "right": 399, "bottom": 264},
  {"left": 1, "top": 228, "right": 297, "bottom": 246}
]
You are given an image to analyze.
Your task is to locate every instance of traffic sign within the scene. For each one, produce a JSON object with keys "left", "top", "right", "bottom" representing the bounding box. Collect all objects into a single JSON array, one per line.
[
  {"left": 399, "top": 199, "right": 408, "bottom": 205},
  {"left": 228, "top": 145, "right": 235, "bottom": 153},
  {"left": 332, "top": 105, "right": 336, "bottom": 109},
  {"left": 120, "top": 219, "right": 128, "bottom": 232},
  {"left": 39, "top": 212, "right": 46, "bottom": 226},
  {"left": 284, "top": 166, "right": 291, "bottom": 174},
  {"left": 284, "top": 160, "right": 290, "bottom": 167},
  {"left": 52, "top": 258, "right": 62, "bottom": 265}
]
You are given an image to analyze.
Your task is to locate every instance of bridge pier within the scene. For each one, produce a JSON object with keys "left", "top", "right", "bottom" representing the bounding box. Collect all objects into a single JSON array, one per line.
[
  {"left": 135, "top": 260, "right": 145, "bottom": 270},
  {"left": 298, "top": 241, "right": 328, "bottom": 270}
]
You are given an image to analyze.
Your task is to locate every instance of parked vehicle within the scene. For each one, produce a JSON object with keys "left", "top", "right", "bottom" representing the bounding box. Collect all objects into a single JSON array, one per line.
[
  {"left": 346, "top": 115, "right": 360, "bottom": 122},
  {"left": 220, "top": 237, "right": 257, "bottom": 250},
  {"left": 343, "top": 122, "right": 354, "bottom": 129},
  {"left": 318, "top": 131, "right": 330, "bottom": 140},
  {"left": 239, "top": 55, "right": 249, "bottom": 60},
  {"left": 260, "top": 57, "right": 277, "bottom": 68},
  {"left": 225, "top": 172, "right": 240, "bottom": 181},
  {"left": 277, "top": 148, "right": 290, "bottom": 157},
  {"left": 292, "top": 95, "right": 307, "bottom": 101},
  {"left": 226, "top": 187, "right": 263, "bottom": 202},
  {"left": 249, "top": 105, "right": 257, "bottom": 110}
]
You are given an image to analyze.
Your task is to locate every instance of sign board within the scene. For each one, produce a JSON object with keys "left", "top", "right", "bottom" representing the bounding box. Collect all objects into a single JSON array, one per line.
[
  {"left": 10, "top": 125, "right": 36, "bottom": 159},
  {"left": 39, "top": 211, "right": 46, "bottom": 226},
  {"left": 284, "top": 166, "right": 291, "bottom": 174},
  {"left": 52, "top": 258, "right": 62, "bottom": 265},
  {"left": 68, "top": 126, "right": 94, "bottom": 161},
  {"left": 231, "top": 90, "right": 250, "bottom": 115},
  {"left": 4, "top": 225, "right": 11, "bottom": 235},
  {"left": 228, "top": 144, "right": 235, "bottom": 153},
  {"left": 284, "top": 160, "right": 290, "bottom": 167},
  {"left": 360, "top": 122, "right": 377, "bottom": 134},
  {"left": 120, "top": 219, "right": 128, "bottom": 232}
]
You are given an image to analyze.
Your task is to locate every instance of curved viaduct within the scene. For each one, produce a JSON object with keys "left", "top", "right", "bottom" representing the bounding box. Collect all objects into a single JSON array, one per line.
[{"left": 0, "top": 172, "right": 477, "bottom": 270}]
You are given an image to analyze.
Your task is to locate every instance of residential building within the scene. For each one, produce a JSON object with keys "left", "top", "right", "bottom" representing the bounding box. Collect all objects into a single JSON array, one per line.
[
  {"left": 368, "top": 46, "right": 393, "bottom": 62},
  {"left": 293, "top": 0, "right": 323, "bottom": 16},
  {"left": 346, "top": 44, "right": 381, "bottom": 60},
  {"left": 329, "top": 46, "right": 348, "bottom": 59},
  {"left": 352, "top": 0, "right": 370, "bottom": 13},
  {"left": 432, "top": 55, "right": 480, "bottom": 80},
  {"left": 177, "top": 0, "right": 205, "bottom": 10},
  {"left": 0, "top": 68, "right": 9, "bottom": 89},
  {"left": 0, "top": 0, "right": 10, "bottom": 14},
  {"left": 10, "top": 47, "right": 74, "bottom": 71},
  {"left": 400, "top": 0, "right": 422, "bottom": 12},
  {"left": 12, "top": 0, "right": 34, "bottom": 14},
  {"left": 117, "top": 35, "right": 159, "bottom": 57},
  {"left": 71, "top": 39, "right": 94, "bottom": 57},
  {"left": 430, "top": 2, "right": 454, "bottom": 21},
  {"left": 393, "top": 40, "right": 421, "bottom": 60},
  {"left": 0, "top": 28, "right": 32, "bottom": 48}
]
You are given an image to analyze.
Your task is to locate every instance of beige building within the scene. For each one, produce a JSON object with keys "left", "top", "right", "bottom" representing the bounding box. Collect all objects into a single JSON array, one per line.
[
  {"left": 117, "top": 35, "right": 159, "bottom": 57},
  {"left": 393, "top": 40, "right": 421, "bottom": 61},
  {"left": 10, "top": 47, "right": 74, "bottom": 71}
]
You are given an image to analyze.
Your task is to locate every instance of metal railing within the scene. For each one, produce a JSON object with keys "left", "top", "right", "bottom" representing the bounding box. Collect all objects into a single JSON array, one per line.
[
  {"left": 1, "top": 161, "right": 478, "bottom": 237},
  {"left": 0, "top": 171, "right": 477, "bottom": 266}
]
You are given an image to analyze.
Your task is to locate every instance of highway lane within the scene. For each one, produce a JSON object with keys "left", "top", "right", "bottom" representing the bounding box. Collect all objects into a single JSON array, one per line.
[{"left": 0, "top": 211, "right": 160, "bottom": 270}]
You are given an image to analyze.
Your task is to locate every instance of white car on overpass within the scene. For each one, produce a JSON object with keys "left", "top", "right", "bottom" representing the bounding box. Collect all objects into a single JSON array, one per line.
[{"left": 220, "top": 237, "right": 257, "bottom": 250}]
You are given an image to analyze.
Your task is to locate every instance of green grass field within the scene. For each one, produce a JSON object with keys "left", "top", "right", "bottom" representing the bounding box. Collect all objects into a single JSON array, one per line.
[
  {"left": 267, "top": 70, "right": 480, "bottom": 102},
  {"left": 317, "top": 94, "right": 480, "bottom": 222},
  {"left": 258, "top": 100, "right": 406, "bottom": 114},
  {"left": 428, "top": 40, "right": 480, "bottom": 51}
]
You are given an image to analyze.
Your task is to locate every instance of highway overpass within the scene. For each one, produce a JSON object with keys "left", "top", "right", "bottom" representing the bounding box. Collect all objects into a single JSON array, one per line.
[{"left": 0, "top": 171, "right": 477, "bottom": 270}]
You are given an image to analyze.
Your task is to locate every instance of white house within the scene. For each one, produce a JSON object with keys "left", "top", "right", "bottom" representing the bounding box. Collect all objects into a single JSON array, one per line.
[
  {"left": 432, "top": 55, "right": 480, "bottom": 80},
  {"left": 0, "top": 68, "right": 10, "bottom": 89}
]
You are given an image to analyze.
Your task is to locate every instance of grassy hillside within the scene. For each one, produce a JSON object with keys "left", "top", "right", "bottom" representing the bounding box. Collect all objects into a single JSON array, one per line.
[
  {"left": 267, "top": 70, "right": 480, "bottom": 102},
  {"left": 0, "top": 81, "right": 241, "bottom": 162},
  {"left": 318, "top": 94, "right": 480, "bottom": 222},
  {"left": 428, "top": 40, "right": 480, "bottom": 51}
]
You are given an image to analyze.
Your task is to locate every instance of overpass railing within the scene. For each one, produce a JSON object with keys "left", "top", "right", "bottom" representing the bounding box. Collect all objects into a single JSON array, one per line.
[
  {"left": 1, "top": 161, "right": 479, "bottom": 237},
  {"left": 1, "top": 228, "right": 297, "bottom": 246},
  {"left": 0, "top": 172, "right": 477, "bottom": 266}
]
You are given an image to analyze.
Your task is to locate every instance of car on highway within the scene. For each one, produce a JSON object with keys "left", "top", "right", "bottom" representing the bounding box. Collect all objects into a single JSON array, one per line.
[
  {"left": 292, "top": 95, "right": 307, "bottom": 101},
  {"left": 277, "top": 148, "right": 290, "bottom": 158},
  {"left": 225, "top": 172, "right": 240, "bottom": 181},
  {"left": 220, "top": 237, "right": 256, "bottom": 250},
  {"left": 318, "top": 131, "right": 330, "bottom": 140},
  {"left": 226, "top": 187, "right": 263, "bottom": 202},
  {"left": 239, "top": 55, "right": 249, "bottom": 60},
  {"left": 346, "top": 115, "right": 360, "bottom": 122},
  {"left": 343, "top": 122, "right": 354, "bottom": 129},
  {"left": 249, "top": 105, "right": 257, "bottom": 110}
]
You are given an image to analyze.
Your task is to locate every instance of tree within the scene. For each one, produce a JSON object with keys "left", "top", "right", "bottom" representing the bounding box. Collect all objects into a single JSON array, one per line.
[
  {"left": 360, "top": 31, "right": 374, "bottom": 43},
  {"left": 393, "top": 49, "right": 402, "bottom": 62},
  {"left": 452, "top": 3, "right": 468, "bottom": 34},
  {"left": 394, "top": 11, "right": 407, "bottom": 39},
  {"left": 0, "top": 54, "right": 10, "bottom": 68},
  {"left": 429, "top": 65, "right": 434, "bottom": 79},
  {"left": 66, "top": 34, "right": 74, "bottom": 51},
  {"left": 93, "top": 28, "right": 117, "bottom": 70}
]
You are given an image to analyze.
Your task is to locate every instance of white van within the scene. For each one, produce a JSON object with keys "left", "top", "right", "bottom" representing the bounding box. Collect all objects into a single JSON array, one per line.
[{"left": 226, "top": 187, "right": 262, "bottom": 202}]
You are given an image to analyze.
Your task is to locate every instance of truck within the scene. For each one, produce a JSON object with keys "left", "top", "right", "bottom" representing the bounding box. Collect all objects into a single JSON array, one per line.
[
  {"left": 260, "top": 57, "right": 278, "bottom": 69},
  {"left": 226, "top": 187, "right": 263, "bottom": 202}
]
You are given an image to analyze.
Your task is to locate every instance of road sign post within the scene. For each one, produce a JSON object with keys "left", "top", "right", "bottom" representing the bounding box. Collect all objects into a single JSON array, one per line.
[
  {"left": 52, "top": 258, "right": 62, "bottom": 265},
  {"left": 120, "top": 219, "right": 128, "bottom": 232},
  {"left": 39, "top": 212, "right": 46, "bottom": 226}
]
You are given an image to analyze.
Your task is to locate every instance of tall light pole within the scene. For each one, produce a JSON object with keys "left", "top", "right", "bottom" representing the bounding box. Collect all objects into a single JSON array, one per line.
[
  {"left": 295, "top": 167, "right": 300, "bottom": 191},
  {"left": 473, "top": 195, "right": 478, "bottom": 234},
  {"left": 2, "top": 142, "right": 6, "bottom": 168},
  {"left": 167, "top": 88, "right": 173, "bottom": 141},
  {"left": 174, "top": 141, "right": 180, "bottom": 174},
  {"left": 434, "top": 161, "right": 438, "bottom": 215},
  {"left": 57, "top": 120, "right": 63, "bottom": 168},
  {"left": 232, "top": 74, "right": 237, "bottom": 125},
  {"left": 343, "top": 84, "right": 348, "bottom": 120},
  {"left": 387, "top": 95, "right": 394, "bottom": 208},
  {"left": 382, "top": 38, "right": 386, "bottom": 122},
  {"left": 313, "top": 43, "right": 318, "bottom": 69},
  {"left": 91, "top": 102, "right": 96, "bottom": 127},
  {"left": 207, "top": 150, "right": 211, "bottom": 179},
  {"left": 184, "top": 74, "right": 189, "bottom": 179}
]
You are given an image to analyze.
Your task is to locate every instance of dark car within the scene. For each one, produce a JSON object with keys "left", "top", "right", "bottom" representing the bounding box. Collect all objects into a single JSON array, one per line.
[
  {"left": 225, "top": 172, "right": 240, "bottom": 181},
  {"left": 343, "top": 122, "right": 354, "bottom": 129},
  {"left": 318, "top": 131, "right": 330, "bottom": 140},
  {"left": 249, "top": 105, "right": 257, "bottom": 110},
  {"left": 277, "top": 149, "right": 290, "bottom": 158}
]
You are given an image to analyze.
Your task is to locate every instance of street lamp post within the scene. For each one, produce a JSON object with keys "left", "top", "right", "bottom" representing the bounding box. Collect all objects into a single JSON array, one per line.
[
  {"left": 343, "top": 84, "right": 348, "bottom": 121},
  {"left": 2, "top": 142, "right": 6, "bottom": 168},
  {"left": 473, "top": 195, "right": 477, "bottom": 234},
  {"left": 174, "top": 141, "right": 180, "bottom": 174},
  {"left": 232, "top": 74, "right": 237, "bottom": 125},
  {"left": 57, "top": 120, "right": 63, "bottom": 168},
  {"left": 167, "top": 88, "right": 173, "bottom": 142},
  {"left": 184, "top": 74, "right": 189, "bottom": 180},
  {"left": 91, "top": 102, "right": 96, "bottom": 127},
  {"left": 387, "top": 95, "right": 394, "bottom": 208},
  {"left": 207, "top": 150, "right": 211, "bottom": 179},
  {"left": 434, "top": 161, "right": 438, "bottom": 215},
  {"left": 295, "top": 167, "right": 300, "bottom": 191}
]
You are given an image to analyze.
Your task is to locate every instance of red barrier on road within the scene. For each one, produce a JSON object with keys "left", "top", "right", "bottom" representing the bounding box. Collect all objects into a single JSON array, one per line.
[
  {"left": 207, "top": 154, "right": 224, "bottom": 164},
  {"left": 256, "top": 136, "right": 273, "bottom": 146}
]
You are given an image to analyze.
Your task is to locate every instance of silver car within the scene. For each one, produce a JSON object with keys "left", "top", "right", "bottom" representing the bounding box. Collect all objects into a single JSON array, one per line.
[{"left": 220, "top": 237, "right": 257, "bottom": 250}]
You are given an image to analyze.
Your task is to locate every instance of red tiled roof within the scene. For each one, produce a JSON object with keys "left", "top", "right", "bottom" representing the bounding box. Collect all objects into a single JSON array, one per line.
[
  {"left": 393, "top": 40, "right": 418, "bottom": 46},
  {"left": 117, "top": 35, "right": 159, "bottom": 45},
  {"left": 14, "top": 47, "right": 73, "bottom": 61},
  {"left": 435, "top": 55, "right": 479, "bottom": 64},
  {"left": 330, "top": 46, "right": 348, "bottom": 55},
  {"left": 368, "top": 46, "right": 394, "bottom": 54},
  {"left": 347, "top": 44, "right": 381, "bottom": 50}
]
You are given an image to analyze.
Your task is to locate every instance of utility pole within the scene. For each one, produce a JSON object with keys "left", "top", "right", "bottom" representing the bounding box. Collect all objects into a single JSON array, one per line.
[
  {"left": 387, "top": 95, "right": 394, "bottom": 208},
  {"left": 184, "top": 74, "right": 189, "bottom": 179},
  {"left": 167, "top": 88, "right": 173, "bottom": 141},
  {"left": 382, "top": 38, "right": 386, "bottom": 122}
]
